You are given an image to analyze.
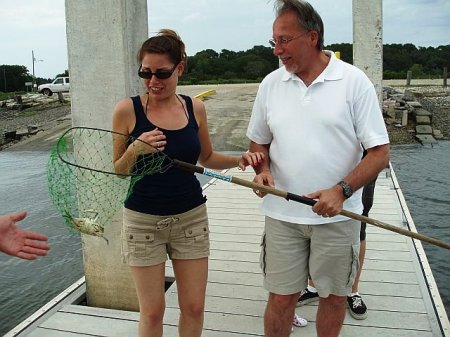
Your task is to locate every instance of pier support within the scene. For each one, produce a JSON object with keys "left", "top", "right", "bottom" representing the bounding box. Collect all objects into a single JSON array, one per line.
[
  {"left": 352, "top": 0, "right": 383, "bottom": 106},
  {"left": 65, "top": 0, "right": 148, "bottom": 310}
]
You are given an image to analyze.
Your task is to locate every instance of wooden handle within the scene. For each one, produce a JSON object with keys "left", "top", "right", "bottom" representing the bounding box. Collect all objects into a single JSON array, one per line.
[{"left": 172, "top": 160, "right": 450, "bottom": 250}]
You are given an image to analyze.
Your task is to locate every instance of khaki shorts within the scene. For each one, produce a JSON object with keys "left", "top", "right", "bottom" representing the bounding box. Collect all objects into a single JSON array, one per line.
[
  {"left": 261, "top": 217, "right": 360, "bottom": 297},
  {"left": 122, "top": 204, "right": 210, "bottom": 267}
]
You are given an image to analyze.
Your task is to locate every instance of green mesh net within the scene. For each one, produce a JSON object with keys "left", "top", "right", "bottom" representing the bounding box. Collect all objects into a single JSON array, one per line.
[{"left": 47, "top": 127, "right": 168, "bottom": 243}]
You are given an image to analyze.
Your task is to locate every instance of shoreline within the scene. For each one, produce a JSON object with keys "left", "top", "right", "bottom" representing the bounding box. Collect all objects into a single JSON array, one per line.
[{"left": 0, "top": 82, "right": 448, "bottom": 152}]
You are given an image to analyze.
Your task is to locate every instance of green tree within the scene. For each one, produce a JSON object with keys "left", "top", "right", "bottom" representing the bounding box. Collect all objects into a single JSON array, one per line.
[
  {"left": 325, "top": 43, "right": 353, "bottom": 63},
  {"left": 0, "top": 65, "right": 32, "bottom": 92},
  {"left": 55, "top": 69, "right": 70, "bottom": 78},
  {"left": 219, "top": 49, "right": 238, "bottom": 60},
  {"left": 409, "top": 64, "right": 426, "bottom": 78},
  {"left": 3, "top": 43, "right": 449, "bottom": 88}
]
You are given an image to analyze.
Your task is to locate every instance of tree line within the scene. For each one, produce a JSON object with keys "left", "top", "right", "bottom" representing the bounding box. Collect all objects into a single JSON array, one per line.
[
  {"left": 1, "top": 43, "right": 448, "bottom": 92},
  {"left": 0, "top": 67, "right": 68, "bottom": 94}
]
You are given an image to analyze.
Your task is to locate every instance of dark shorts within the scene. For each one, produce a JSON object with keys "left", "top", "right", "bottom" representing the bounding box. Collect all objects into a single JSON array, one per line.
[{"left": 360, "top": 176, "right": 377, "bottom": 241}]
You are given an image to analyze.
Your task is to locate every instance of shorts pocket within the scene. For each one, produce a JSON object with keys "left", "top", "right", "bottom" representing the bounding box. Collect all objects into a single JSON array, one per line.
[
  {"left": 185, "top": 224, "right": 209, "bottom": 241},
  {"left": 126, "top": 231, "right": 155, "bottom": 258},
  {"left": 346, "top": 244, "right": 360, "bottom": 288}
]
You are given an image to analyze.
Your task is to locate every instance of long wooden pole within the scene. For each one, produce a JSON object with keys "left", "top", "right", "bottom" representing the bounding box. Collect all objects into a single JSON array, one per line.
[{"left": 173, "top": 159, "right": 450, "bottom": 251}]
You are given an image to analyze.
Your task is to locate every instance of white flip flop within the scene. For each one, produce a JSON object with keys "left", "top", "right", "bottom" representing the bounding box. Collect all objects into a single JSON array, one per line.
[{"left": 292, "top": 313, "right": 308, "bottom": 327}]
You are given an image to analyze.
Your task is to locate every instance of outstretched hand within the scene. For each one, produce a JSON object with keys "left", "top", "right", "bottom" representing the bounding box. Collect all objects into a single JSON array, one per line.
[{"left": 0, "top": 211, "right": 50, "bottom": 260}]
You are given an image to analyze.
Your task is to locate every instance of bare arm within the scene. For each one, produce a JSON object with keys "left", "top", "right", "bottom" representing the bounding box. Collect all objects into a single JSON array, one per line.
[
  {"left": 112, "top": 98, "right": 138, "bottom": 175},
  {"left": 342, "top": 144, "right": 390, "bottom": 191},
  {"left": 112, "top": 98, "right": 166, "bottom": 175},
  {"left": 308, "top": 143, "right": 390, "bottom": 217}
]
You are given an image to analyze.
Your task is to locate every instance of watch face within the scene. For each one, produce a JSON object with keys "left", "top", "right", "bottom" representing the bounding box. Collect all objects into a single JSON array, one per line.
[
  {"left": 343, "top": 186, "right": 352, "bottom": 197},
  {"left": 339, "top": 181, "right": 353, "bottom": 198}
]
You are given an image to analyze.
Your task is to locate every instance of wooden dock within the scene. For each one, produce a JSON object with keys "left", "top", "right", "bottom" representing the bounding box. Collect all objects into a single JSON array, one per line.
[{"left": 7, "top": 166, "right": 449, "bottom": 337}]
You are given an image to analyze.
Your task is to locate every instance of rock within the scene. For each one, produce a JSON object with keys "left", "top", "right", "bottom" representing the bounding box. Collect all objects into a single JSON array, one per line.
[
  {"left": 28, "top": 125, "right": 41, "bottom": 135},
  {"left": 408, "top": 101, "right": 422, "bottom": 108},
  {"left": 0, "top": 97, "right": 71, "bottom": 150},
  {"left": 17, "top": 127, "right": 30, "bottom": 135},
  {"left": 415, "top": 134, "right": 437, "bottom": 144},
  {"left": 416, "top": 125, "right": 433, "bottom": 134},
  {"left": 416, "top": 115, "right": 431, "bottom": 125},
  {"left": 401, "top": 111, "right": 408, "bottom": 126},
  {"left": 412, "top": 108, "right": 433, "bottom": 124},
  {"left": 433, "top": 129, "right": 444, "bottom": 139},
  {"left": 3, "top": 131, "right": 16, "bottom": 141},
  {"left": 384, "top": 106, "right": 396, "bottom": 119},
  {"left": 403, "top": 90, "right": 415, "bottom": 101}
]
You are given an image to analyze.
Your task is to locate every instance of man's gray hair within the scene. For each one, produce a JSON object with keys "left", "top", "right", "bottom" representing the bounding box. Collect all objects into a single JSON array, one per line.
[{"left": 274, "top": 0, "right": 324, "bottom": 50}]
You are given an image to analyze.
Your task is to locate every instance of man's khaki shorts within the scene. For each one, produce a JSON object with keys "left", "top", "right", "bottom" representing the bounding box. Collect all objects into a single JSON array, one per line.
[
  {"left": 122, "top": 204, "right": 209, "bottom": 267},
  {"left": 261, "top": 217, "right": 360, "bottom": 297}
]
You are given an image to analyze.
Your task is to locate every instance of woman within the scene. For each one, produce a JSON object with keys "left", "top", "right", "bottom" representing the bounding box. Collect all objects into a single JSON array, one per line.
[{"left": 112, "top": 29, "right": 263, "bottom": 337}]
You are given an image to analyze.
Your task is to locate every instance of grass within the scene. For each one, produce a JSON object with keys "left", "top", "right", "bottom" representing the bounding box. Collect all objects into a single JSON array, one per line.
[
  {"left": 0, "top": 91, "right": 28, "bottom": 101},
  {"left": 23, "top": 110, "right": 36, "bottom": 117}
]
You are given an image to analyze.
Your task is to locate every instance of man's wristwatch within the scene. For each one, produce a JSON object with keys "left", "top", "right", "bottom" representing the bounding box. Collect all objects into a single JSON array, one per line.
[{"left": 337, "top": 180, "right": 353, "bottom": 199}]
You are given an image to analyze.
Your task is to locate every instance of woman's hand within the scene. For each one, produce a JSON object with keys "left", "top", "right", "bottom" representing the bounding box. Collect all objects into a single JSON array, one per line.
[
  {"left": 132, "top": 128, "right": 167, "bottom": 155},
  {"left": 237, "top": 151, "right": 265, "bottom": 171}
]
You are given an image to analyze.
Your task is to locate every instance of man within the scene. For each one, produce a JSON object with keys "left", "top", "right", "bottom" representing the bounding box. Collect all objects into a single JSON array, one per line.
[
  {"left": 246, "top": 1, "right": 390, "bottom": 336},
  {"left": 0, "top": 211, "right": 50, "bottom": 260}
]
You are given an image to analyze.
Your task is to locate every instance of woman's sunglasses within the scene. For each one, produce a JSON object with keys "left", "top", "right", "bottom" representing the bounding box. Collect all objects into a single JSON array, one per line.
[{"left": 138, "top": 64, "right": 178, "bottom": 80}]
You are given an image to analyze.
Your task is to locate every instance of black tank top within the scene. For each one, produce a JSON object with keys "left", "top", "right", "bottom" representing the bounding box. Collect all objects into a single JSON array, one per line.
[{"left": 124, "top": 94, "right": 206, "bottom": 215}]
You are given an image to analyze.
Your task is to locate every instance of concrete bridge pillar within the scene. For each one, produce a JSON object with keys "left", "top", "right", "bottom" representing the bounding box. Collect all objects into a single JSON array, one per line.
[
  {"left": 65, "top": 0, "right": 147, "bottom": 310},
  {"left": 353, "top": 0, "right": 383, "bottom": 107}
]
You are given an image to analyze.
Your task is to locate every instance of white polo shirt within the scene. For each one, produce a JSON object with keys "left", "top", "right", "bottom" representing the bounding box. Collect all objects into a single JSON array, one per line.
[{"left": 246, "top": 51, "right": 389, "bottom": 224}]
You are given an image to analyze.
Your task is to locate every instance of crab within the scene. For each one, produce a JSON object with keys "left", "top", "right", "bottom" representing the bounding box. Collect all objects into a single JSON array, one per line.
[{"left": 63, "top": 208, "right": 109, "bottom": 244}]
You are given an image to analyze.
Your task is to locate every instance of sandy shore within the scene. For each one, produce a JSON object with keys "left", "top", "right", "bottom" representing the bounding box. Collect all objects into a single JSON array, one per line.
[{"left": 179, "top": 83, "right": 259, "bottom": 151}]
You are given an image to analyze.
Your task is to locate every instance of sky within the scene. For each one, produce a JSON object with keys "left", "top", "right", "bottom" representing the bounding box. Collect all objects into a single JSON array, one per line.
[{"left": 0, "top": 0, "right": 448, "bottom": 79}]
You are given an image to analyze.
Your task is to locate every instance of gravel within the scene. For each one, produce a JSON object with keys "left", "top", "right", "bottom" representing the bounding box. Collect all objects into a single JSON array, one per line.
[
  {"left": 0, "top": 97, "right": 71, "bottom": 150},
  {"left": 385, "top": 86, "right": 449, "bottom": 144}
]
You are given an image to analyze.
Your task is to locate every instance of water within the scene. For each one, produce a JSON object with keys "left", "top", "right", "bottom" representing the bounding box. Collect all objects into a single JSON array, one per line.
[
  {"left": 0, "top": 143, "right": 449, "bottom": 335},
  {"left": 0, "top": 151, "right": 84, "bottom": 335},
  {"left": 0, "top": 149, "right": 211, "bottom": 335},
  {"left": 389, "top": 140, "right": 450, "bottom": 317}
]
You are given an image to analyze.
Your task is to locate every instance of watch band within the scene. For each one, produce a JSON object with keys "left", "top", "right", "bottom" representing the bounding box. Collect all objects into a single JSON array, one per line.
[{"left": 338, "top": 180, "right": 353, "bottom": 199}]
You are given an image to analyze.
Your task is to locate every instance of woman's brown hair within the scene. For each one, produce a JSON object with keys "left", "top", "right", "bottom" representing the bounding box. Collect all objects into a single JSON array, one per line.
[{"left": 137, "top": 29, "right": 187, "bottom": 66}]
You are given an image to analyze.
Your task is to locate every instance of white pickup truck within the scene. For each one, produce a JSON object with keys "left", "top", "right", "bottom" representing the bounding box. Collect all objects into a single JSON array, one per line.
[{"left": 38, "top": 77, "right": 70, "bottom": 96}]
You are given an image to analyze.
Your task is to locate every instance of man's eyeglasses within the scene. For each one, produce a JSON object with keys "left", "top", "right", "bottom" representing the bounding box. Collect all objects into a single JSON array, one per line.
[
  {"left": 138, "top": 64, "right": 178, "bottom": 80},
  {"left": 269, "top": 31, "right": 309, "bottom": 47}
]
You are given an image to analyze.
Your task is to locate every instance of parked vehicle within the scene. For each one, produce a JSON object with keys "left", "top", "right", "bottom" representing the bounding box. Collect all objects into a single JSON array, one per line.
[{"left": 38, "top": 77, "right": 70, "bottom": 96}]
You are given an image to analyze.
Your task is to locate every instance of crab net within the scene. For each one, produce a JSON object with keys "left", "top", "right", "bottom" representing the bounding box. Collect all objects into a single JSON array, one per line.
[{"left": 47, "top": 127, "right": 167, "bottom": 239}]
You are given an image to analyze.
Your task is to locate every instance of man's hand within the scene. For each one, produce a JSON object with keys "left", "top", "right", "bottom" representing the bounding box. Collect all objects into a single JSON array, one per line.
[
  {"left": 252, "top": 170, "right": 275, "bottom": 198},
  {"left": 306, "top": 185, "right": 346, "bottom": 217},
  {"left": 0, "top": 211, "right": 50, "bottom": 260}
]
